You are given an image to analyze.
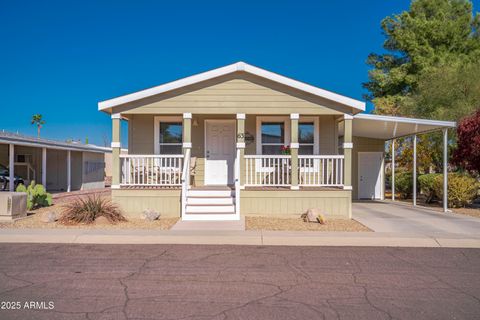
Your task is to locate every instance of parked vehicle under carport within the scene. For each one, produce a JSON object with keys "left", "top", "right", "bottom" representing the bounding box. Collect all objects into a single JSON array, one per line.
[{"left": 0, "top": 164, "right": 24, "bottom": 191}]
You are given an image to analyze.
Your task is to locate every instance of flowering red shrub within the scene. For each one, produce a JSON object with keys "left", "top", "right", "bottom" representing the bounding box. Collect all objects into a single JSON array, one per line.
[{"left": 452, "top": 109, "right": 480, "bottom": 173}]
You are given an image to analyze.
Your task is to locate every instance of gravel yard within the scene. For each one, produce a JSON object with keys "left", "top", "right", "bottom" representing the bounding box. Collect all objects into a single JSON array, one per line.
[{"left": 246, "top": 216, "right": 371, "bottom": 232}]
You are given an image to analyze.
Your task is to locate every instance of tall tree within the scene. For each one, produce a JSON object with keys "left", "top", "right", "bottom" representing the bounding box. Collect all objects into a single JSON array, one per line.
[
  {"left": 452, "top": 109, "right": 480, "bottom": 174},
  {"left": 31, "top": 114, "right": 45, "bottom": 138},
  {"left": 364, "top": 0, "right": 480, "bottom": 117}
]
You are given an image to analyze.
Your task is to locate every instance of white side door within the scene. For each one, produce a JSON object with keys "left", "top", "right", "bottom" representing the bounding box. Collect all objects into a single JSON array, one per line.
[
  {"left": 205, "top": 120, "right": 236, "bottom": 185},
  {"left": 358, "top": 152, "right": 383, "bottom": 200}
]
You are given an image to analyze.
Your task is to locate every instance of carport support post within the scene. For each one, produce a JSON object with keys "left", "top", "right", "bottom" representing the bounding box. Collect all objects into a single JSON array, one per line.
[
  {"left": 443, "top": 128, "right": 448, "bottom": 212},
  {"left": 343, "top": 114, "right": 353, "bottom": 191},
  {"left": 42, "top": 147, "right": 47, "bottom": 187},
  {"left": 236, "top": 113, "right": 246, "bottom": 187},
  {"left": 391, "top": 139, "right": 395, "bottom": 201},
  {"left": 111, "top": 113, "right": 122, "bottom": 189},
  {"left": 290, "top": 113, "right": 299, "bottom": 190},
  {"left": 413, "top": 135, "right": 417, "bottom": 206},
  {"left": 8, "top": 144, "right": 14, "bottom": 191},
  {"left": 67, "top": 150, "right": 71, "bottom": 192}
]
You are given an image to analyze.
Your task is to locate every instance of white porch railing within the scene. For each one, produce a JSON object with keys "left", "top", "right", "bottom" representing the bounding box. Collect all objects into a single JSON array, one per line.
[
  {"left": 181, "top": 149, "right": 191, "bottom": 217},
  {"left": 244, "top": 155, "right": 291, "bottom": 186},
  {"left": 298, "top": 155, "right": 344, "bottom": 187},
  {"left": 120, "top": 154, "right": 184, "bottom": 186},
  {"left": 234, "top": 148, "right": 240, "bottom": 215}
]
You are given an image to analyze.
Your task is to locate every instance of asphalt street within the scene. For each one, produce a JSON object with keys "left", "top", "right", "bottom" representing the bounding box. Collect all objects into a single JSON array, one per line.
[{"left": 0, "top": 244, "right": 479, "bottom": 320}]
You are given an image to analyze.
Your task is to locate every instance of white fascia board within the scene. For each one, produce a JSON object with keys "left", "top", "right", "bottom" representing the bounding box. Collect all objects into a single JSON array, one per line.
[
  {"left": 98, "top": 61, "right": 366, "bottom": 111},
  {"left": 354, "top": 114, "right": 456, "bottom": 128}
]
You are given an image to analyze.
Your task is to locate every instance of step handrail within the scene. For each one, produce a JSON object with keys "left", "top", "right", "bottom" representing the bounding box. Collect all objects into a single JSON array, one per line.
[{"left": 181, "top": 148, "right": 191, "bottom": 218}]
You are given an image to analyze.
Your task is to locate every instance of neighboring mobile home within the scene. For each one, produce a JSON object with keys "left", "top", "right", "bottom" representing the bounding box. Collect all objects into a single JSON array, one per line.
[
  {"left": 0, "top": 131, "right": 110, "bottom": 192},
  {"left": 98, "top": 62, "right": 455, "bottom": 220}
]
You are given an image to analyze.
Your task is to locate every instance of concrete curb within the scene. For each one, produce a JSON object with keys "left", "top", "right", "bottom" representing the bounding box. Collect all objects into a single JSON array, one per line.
[{"left": 1, "top": 228, "right": 480, "bottom": 248}]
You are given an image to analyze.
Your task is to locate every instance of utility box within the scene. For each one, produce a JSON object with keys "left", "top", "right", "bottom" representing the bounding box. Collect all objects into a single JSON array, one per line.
[{"left": 0, "top": 192, "right": 27, "bottom": 221}]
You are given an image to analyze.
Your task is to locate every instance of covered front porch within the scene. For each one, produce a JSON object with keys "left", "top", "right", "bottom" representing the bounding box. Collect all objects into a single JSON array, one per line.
[{"left": 110, "top": 112, "right": 354, "bottom": 220}]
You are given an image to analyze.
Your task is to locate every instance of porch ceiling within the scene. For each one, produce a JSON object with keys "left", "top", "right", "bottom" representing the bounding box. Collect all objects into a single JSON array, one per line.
[{"left": 340, "top": 114, "right": 456, "bottom": 141}]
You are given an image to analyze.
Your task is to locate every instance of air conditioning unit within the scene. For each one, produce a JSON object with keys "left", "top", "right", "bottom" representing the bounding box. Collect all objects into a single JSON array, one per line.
[{"left": 0, "top": 192, "right": 27, "bottom": 221}]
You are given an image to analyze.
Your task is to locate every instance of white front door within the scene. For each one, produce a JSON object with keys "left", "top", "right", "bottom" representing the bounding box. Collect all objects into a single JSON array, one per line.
[
  {"left": 205, "top": 120, "right": 236, "bottom": 185},
  {"left": 358, "top": 152, "right": 383, "bottom": 200}
]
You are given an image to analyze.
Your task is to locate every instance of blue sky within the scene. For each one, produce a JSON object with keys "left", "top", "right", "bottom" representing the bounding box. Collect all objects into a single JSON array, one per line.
[{"left": 1, "top": 0, "right": 478, "bottom": 146}]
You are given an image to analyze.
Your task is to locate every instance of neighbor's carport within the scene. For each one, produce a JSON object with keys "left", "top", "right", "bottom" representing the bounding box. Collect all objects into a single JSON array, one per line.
[
  {"left": 350, "top": 114, "right": 456, "bottom": 212},
  {"left": 0, "top": 131, "right": 110, "bottom": 192}
]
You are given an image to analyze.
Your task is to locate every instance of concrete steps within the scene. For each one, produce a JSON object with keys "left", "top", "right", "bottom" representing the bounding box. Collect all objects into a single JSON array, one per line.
[{"left": 184, "top": 187, "right": 237, "bottom": 220}]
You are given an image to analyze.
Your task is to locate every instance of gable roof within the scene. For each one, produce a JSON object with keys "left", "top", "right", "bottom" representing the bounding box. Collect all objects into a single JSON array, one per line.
[{"left": 98, "top": 62, "right": 366, "bottom": 112}]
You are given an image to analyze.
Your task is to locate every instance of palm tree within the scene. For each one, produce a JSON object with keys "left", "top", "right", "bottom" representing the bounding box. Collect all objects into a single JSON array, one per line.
[{"left": 31, "top": 114, "right": 45, "bottom": 138}]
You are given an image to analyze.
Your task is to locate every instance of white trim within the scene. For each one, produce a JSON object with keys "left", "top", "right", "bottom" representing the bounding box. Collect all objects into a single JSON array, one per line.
[
  {"left": 342, "top": 142, "right": 353, "bottom": 149},
  {"left": 98, "top": 62, "right": 366, "bottom": 111},
  {"left": 183, "top": 113, "right": 192, "bottom": 119},
  {"left": 67, "top": 150, "right": 71, "bottom": 192},
  {"left": 111, "top": 142, "right": 121, "bottom": 148},
  {"left": 111, "top": 184, "right": 120, "bottom": 189},
  {"left": 8, "top": 144, "right": 14, "bottom": 191},
  {"left": 354, "top": 113, "right": 456, "bottom": 128},
  {"left": 343, "top": 185, "right": 353, "bottom": 190},
  {"left": 182, "top": 142, "right": 192, "bottom": 148},
  {"left": 41, "top": 147, "right": 47, "bottom": 186},
  {"left": 153, "top": 116, "right": 183, "bottom": 154},
  {"left": 236, "top": 142, "right": 245, "bottom": 148},
  {"left": 111, "top": 113, "right": 121, "bottom": 119},
  {"left": 343, "top": 114, "right": 354, "bottom": 120},
  {"left": 236, "top": 113, "right": 246, "bottom": 120},
  {"left": 290, "top": 142, "right": 299, "bottom": 149},
  {"left": 290, "top": 186, "right": 300, "bottom": 190},
  {"left": 290, "top": 113, "right": 299, "bottom": 120}
]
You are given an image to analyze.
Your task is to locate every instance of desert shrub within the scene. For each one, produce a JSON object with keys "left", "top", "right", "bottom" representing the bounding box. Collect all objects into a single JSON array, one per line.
[
  {"left": 60, "top": 195, "right": 126, "bottom": 224},
  {"left": 433, "top": 173, "right": 479, "bottom": 208},
  {"left": 395, "top": 171, "right": 413, "bottom": 199},
  {"left": 418, "top": 173, "right": 441, "bottom": 203},
  {"left": 16, "top": 181, "right": 52, "bottom": 210}
]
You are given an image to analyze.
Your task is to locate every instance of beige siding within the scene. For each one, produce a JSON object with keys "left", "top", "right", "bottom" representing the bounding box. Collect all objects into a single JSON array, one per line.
[
  {"left": 82, "top": 151, "right": 105, "bottom": 190},
  {"left": 241, "top": 190, "right": 351, "bottom": 219},
  {"left": 112, "top": 189, "right": 181, "bottom": 217},
  {"left": 117, "top": 74, "right": 350, "bottom": 115},
  {"left": 128, "top": 114, "right": 154, "bottom": 154},
  {"left": 352, "top": 137, "right": 385, "bottom": 200}
]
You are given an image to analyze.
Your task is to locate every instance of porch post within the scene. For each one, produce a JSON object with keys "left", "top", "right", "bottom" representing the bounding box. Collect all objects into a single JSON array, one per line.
[
  {"left": 236, "top": 113, "right": 246, "bottom": 187},
  {"left": 182, "top": 113, "right": 192, "bottom": 154},
  {"left": 67, "top": 150, "right": 71, "bottom": 192},
  {"left": 290, "top": 113, "right": 299, "bottom": 190},
  {"left": 343, "top": 114, "right": 353, "bottom": 190},
  {"left": 9, "top": 144, "right": 14, "bottom": 191},
  {"left": 413, "top": 135, "right": 417, "bottom": 206},
  {"left": 111, "top": 113, "right": 122, "bottom": 189},
  {"left": 391, "top": 139, "right": 395, "bottom": 201},
  {"left": 42, "top": 147, "right": 47, "bottom": 187},
  {"left": 443, "top": 128, "right": 448, "bottom": 212}
]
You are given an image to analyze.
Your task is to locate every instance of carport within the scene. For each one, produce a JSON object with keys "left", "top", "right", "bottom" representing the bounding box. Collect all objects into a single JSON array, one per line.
[
  {"left": 0, "top": 131, "right": 110, "bottom": 192},
  {"left": 349, "top": 114, "right": 456, "bottom": 212}
]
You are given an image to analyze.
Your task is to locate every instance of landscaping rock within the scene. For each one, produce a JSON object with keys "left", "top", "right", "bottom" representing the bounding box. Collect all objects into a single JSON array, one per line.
[
  {"left": 141, "top": 209, "right": 160, "bottom": 221},
  {"left": 95, "top": 216, "right": 110, "bottom": 225},
  {"left": 303, "top": 208, "right": 327, "bottom": 223},
  {"left": 40, "top": 211, "right": 58, "bottom": 223}
]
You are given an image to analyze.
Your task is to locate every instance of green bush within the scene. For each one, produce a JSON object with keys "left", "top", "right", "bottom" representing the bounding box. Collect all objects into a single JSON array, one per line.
[
  {"left": 433, "top": 173, "right": 479, "bottom": 208},
  {"left": 418, "top": 173, "right": 441, "bottom": 203},
  {"left": 16, "top": 181, "right": 52, "bottom": 210},
  {"left": 395, "top": 171, "right": 413, "bottom": 199}
]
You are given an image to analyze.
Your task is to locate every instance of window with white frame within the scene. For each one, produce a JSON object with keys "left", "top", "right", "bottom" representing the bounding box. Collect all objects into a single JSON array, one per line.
[
  {"left": 299, "top": 122, "right": 314, "bottom": 155},
  {"left": 158, "top": 122, "right": 182, "bottom": 154},
  {"left": 261, "top": 122, "right": 285, "bottom": 155}
]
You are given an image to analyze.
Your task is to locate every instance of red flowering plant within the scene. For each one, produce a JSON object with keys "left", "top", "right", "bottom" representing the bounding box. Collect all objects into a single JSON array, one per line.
[
  {"left": 280, "top": 145, "right": 291, "bottom": 155},
  {"left": 452, "top": 109, "right": 480, "bottom": 175}
]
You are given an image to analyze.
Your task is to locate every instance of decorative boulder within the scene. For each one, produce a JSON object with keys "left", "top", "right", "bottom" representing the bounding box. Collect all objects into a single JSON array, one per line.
[
  {"left": 303, "top": 208, "right": 327, "bottom": 223},
  {"left": 40, "top": 211, "right": 58, "bottom": 223},
  {"left": 141, "top": 209, "right": 160, "bottom": 221}
]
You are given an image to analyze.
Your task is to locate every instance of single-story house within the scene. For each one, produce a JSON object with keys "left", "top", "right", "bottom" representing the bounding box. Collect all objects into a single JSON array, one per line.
[
  {"left": 98, "top": 62, "right": 455, "bottom": 220},
  {"left": 0, "top": 131, "right": 111, "bottom": 192}
]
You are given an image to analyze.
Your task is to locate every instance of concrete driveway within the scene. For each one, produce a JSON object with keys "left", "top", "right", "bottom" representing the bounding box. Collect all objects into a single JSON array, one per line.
[{"left": 353, "top": 201, "right": 480, "bottom": 236}]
